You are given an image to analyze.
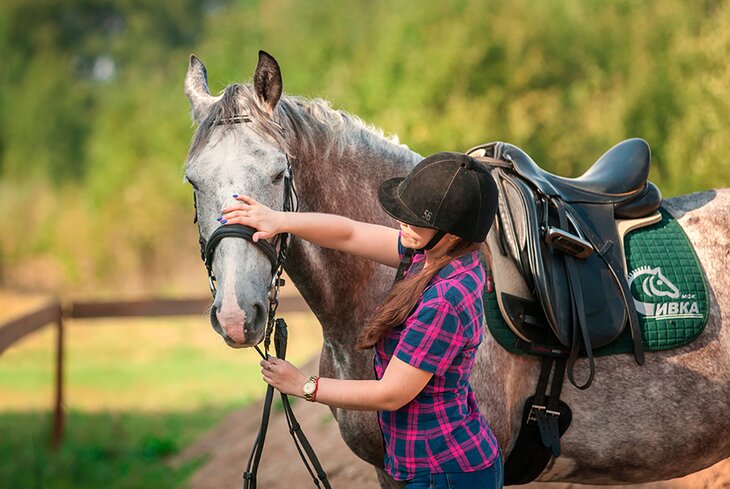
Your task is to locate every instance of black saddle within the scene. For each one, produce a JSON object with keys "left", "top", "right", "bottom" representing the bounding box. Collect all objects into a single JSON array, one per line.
[
  {"left": 503, "top": 139, "right": 661, "bottom": 218},
  {"left": 468, "top": 140, "right": 662, "bottom": 389}
]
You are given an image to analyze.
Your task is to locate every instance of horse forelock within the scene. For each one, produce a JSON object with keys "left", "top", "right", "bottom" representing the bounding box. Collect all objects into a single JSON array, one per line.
[{"left": 187, "top": 83, "right": 288, "bottom": 161}]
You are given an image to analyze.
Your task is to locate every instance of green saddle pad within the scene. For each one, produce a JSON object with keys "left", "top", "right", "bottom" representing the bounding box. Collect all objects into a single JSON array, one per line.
[{"left": 485, "top": 207, "right": 710, "bottom": 357}]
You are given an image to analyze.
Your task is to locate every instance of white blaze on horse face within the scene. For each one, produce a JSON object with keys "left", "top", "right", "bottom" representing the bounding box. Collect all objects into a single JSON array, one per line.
[{"left": 189, "top": 124, "right": 288, "bottom": 347}]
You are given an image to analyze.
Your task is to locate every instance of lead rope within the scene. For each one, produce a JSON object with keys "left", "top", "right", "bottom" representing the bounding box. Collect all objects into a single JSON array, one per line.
[{"left": 243, "top": 318, "right": 332, "bottom": 489}]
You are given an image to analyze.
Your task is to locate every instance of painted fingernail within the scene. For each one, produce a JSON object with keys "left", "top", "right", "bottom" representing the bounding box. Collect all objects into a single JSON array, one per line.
[
  {"left": 216, "top": 217, "right": 222, "bottom": 221},
  {"left": 220, "top": 219, "right": 227, "bottom": 224},
  {"left": 232, "top": 194, "right": 238, "bottom": 198}
]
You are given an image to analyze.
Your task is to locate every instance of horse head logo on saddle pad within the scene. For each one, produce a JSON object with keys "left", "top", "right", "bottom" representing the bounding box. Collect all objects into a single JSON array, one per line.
[{"left": 627, "top": 265, "right": 701, "bottom": 319}]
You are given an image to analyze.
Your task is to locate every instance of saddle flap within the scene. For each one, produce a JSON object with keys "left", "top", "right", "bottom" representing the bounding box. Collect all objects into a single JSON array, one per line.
[{"left": 491, "top": 168, "right": 628, "bottom": 349}]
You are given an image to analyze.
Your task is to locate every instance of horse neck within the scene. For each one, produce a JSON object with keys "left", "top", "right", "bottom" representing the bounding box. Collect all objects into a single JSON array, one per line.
[{"left": 282, "top": 106, "right": 420, "bottom": 359}]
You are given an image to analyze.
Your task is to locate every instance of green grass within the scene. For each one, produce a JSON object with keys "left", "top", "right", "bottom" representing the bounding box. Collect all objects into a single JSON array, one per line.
[
  {"left": 0, "top": 313, "right": 322, "bottom": 411},
  {"left": 0, "top": 307, "right": 323, "bottom": 488},
  {"left": 0, "top": 408, "right": 232, "bottom": 489}
]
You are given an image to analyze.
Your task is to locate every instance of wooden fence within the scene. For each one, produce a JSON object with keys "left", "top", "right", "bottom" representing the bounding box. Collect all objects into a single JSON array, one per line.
[{"left": 0, "top": 295, "right": 310, "bottom": 449}]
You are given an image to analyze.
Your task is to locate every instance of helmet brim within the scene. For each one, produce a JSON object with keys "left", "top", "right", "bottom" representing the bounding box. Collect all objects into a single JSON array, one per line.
[{"left": 377, "top": 177, "right": 436, "bottom": 229}]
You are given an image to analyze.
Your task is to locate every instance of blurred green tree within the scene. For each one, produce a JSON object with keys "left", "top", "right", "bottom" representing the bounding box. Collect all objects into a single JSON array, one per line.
[{"left": 0, "top": 0, "right": 728, "bottom": 292}]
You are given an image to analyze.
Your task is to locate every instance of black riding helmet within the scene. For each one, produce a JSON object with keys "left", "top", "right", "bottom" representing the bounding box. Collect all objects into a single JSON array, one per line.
[{"left": 378, "top": 152, "right": 499, "bottom": 249}]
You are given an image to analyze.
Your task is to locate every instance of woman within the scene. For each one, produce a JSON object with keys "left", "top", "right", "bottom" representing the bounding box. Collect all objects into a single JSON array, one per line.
[{"left": 219, "top": 152, "right": 503, "bottom": 488}]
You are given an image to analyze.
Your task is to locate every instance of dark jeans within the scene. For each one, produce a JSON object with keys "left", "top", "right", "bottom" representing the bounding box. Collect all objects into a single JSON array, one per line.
[{"left": 404, "top": 453, "right": 503, "bottom": 489}]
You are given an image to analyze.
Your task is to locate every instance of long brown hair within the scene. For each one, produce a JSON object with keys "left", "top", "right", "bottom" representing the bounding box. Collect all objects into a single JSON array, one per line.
[{"left": 356, "top": 237, "right": 488, "bottom": 349}]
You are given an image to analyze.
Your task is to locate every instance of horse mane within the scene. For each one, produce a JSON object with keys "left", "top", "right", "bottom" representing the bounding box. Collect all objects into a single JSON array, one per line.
[{"left": 187, "top": 82, "right": 417, "bottom": 168}]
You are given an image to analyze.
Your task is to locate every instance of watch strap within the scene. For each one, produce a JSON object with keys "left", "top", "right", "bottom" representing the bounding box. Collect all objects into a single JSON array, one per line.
[{"left": 304, "top": 375, "right": 319, "bottom": 402}]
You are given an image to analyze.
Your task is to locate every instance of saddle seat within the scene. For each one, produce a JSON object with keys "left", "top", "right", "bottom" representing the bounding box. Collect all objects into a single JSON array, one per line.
[{"left": 500, "top": 139, "right": 661, "bottom": 218}]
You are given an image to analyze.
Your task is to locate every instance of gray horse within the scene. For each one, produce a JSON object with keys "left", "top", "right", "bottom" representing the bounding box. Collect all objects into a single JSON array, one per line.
[{"left": 183, "top": 52, "right": 730, "bottom": 487}]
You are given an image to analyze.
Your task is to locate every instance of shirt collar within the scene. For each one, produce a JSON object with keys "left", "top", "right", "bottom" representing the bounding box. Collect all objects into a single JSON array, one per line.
[{"left": 430, "top": 249, "right": 480, "bottom": 282}]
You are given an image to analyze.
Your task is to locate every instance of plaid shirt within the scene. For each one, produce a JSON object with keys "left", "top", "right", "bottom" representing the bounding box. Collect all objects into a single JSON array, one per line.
[{"left": 373, "top": 238, "right": 500, "bottom": 481}]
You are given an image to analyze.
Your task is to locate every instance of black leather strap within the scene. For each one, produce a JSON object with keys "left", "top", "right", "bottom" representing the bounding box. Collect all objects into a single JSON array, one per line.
[
  {"left": 419, "top": 230, "right": 445, "bottom": 251},
  {"left": 563, "top": 203, "right": 645, "bottom": 365},
  {"left": 504, "top": 354, "right": 571, "bottom": 485},
  {"left": 243, "top": 384, "right": 275, "bottom": 488},
  {"left": 393, "top": 248, "right": 415, "bottom": 284},
  {"left": 282, "top": 395, "right": 331, "bottom": 488},
  {"left": 534, "top": 354, "right": 569, "bottom": 457},
  {"left": 555, "top": 199, "right": 596, "bottom": 389},
  {"left": 205, "top": 224, "right": 278, "bottom": 272},
  {"left": 243, "top": 320, "right": 332, "bottom": 489}
]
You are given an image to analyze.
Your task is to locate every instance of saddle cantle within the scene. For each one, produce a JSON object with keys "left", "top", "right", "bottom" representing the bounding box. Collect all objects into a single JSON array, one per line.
[{"left": 468, "top": 139, "right": 662, "bottom": 389}]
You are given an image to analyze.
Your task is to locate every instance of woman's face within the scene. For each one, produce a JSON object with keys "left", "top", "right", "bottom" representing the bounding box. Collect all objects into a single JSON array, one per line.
[{"left": 399, "top": 222, "right": 438, "bottom": 250}]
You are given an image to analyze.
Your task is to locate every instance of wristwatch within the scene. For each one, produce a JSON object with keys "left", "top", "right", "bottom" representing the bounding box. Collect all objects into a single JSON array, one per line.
[{"left": 303, "top": 375, "right": 319, "bottom": 402}]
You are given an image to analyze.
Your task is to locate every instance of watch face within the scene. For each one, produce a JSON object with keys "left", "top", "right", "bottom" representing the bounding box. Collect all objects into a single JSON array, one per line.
[{"left": 303, "top": 382, "right": 316, "bottom": 395}]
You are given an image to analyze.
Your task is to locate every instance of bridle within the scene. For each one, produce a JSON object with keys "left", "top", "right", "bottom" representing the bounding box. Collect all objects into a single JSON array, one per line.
[
  {"left": 191, "top": 114, "right": 331, "bottom": 489},
  {"left": 193, "top": 114, "right": 298, "bottom": 357}
]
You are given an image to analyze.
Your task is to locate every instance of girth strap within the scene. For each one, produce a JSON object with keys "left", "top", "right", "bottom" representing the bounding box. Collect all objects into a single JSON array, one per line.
[{"left": 503, "top": 355, "right": 572, "bottom": 485}]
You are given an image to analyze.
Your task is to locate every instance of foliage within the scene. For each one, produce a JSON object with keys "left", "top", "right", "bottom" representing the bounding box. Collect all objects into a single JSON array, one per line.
[{"left": 0, "top": 0, "right": 729, "bottom": 291}]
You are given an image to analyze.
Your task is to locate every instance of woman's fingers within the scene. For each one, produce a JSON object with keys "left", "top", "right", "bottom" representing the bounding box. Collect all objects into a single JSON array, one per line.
[
  {"left": 235, "top": 194, "right": 257, "bottom": 205},
  {"left": 259, "top": 357, "right": 278, "bottom": 368},
  {"left": 220, "top": 212, "right": 254, "bottom": 225},
  {"left": 252, "top": 231, "right": 273, "bottom": 242},
  {"left": 220, "top": 195, "right": 255, "bottom": 214},
  {"left": 260, "top": 357, "right": 281, "bottom": 387},
  {"left": 220, "top": 202, "right": 250, "bottom": 215},
  {"left": 218, "top": 198, "right": 281, "bottom": 239}
]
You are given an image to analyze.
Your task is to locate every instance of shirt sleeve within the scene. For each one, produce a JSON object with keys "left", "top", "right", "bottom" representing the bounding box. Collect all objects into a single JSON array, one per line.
[{"left": 393, "top": 292, "right": 467, "bottom": 376}]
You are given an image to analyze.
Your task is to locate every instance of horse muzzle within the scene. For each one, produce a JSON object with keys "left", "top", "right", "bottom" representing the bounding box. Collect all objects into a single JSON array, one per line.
[{"left": 210, "top": 300, "right": 266, "bottom": 348}]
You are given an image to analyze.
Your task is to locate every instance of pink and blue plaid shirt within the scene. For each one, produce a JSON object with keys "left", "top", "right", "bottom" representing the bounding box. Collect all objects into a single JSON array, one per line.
[{"left": 373, "top": 238, "right": 500, "bottom": 481}]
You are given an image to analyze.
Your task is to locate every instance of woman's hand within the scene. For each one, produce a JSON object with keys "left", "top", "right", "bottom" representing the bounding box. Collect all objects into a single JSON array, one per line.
[
  {"left": 219, "top": 195, "right": 283, "bottom": 242},
  {"left": 260, "top": 357, "right": 309, "bottom": 397}
]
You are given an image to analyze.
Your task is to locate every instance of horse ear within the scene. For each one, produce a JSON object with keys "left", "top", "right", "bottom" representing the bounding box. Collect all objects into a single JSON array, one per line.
[
  {"left": 253, "top": 50, "right": 282, "bottom": 114},
  {"left": 185, "top": 54, "right": 215, "bottom": 123}
]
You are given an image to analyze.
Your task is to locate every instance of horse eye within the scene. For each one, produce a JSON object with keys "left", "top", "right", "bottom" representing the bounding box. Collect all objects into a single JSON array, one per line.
[
  {"left": 273, "top": 171, "right": 286, "bottom": 183},
  {"left": 185, "top": 176, "right": 199, "bottom": 190}
]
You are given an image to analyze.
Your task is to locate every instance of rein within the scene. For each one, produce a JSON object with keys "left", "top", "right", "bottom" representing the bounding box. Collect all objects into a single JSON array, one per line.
[{"left": 192, "top": 115, "right": 331, "bottom": 488}]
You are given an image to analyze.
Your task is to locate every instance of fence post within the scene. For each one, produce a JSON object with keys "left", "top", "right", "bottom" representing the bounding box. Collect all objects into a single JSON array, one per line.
[{"left": 51, "top": 311, "right": 64, "bottom": 449}]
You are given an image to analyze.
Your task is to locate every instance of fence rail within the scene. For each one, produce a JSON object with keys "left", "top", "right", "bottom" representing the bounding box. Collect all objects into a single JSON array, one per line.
[
  {"left": 0, "top": 295, "right": 311, "bottom": 449},
  {"left": 0, "top": 301, "right": 62, "bottom": 355}
]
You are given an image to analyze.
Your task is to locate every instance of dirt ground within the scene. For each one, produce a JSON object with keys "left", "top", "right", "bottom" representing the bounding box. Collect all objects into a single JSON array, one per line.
[{"left": 171, "top": 357, "right": 730, "bottom": 489}]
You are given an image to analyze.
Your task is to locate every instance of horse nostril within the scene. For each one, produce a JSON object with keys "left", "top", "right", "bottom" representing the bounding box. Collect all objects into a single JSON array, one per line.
[
  {"left": 253, "top": 301, "right": 266, "bottom": 331},
  {"left": 210, "top": 305, "right": 224, "bottom": 335}
]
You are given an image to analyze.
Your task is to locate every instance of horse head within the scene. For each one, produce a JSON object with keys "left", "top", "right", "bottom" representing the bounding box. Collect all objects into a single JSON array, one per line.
[
  {"left": 629, "top": 265, "right": 681, "bottom": 300},
  {"left": 184, "top": 51, "right": 290, "bottom": 348},
  {"left": 642, "top": 266, "right": 680, "bottom": 299}
]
